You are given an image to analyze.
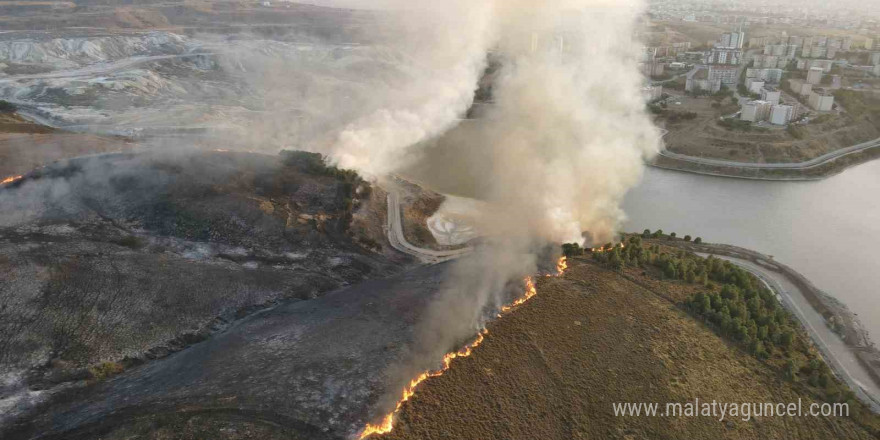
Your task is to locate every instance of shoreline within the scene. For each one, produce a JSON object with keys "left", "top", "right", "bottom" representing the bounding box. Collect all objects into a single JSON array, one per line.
[
  {"left": 650, "top": 139, "right": 880, "bottom": 181},
  {"left": 662, "top": 239, "right": 880, "bottom": 408}
]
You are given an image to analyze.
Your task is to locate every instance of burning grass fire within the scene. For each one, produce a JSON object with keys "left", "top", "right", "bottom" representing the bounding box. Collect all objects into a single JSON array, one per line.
[
  {"left": 591, "top": 243, "right": 624, "bottom": 253},
  {"left": 1, "top": 175, "right": 22, "bottom": 185},
  {"left": 358, "top": 256, "right": 568, "bottom": 439}
]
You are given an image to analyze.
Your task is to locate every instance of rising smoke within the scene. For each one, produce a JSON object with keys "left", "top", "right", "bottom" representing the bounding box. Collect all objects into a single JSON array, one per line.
[
  {"left": 0, "top": 0, "right": 660, "bottom": 431},
  {"left": 304, "top": 0, "right": 660, "bottom": 244},
  {"left": 329, "top": 0, "right": 661, "bottom": 430}
]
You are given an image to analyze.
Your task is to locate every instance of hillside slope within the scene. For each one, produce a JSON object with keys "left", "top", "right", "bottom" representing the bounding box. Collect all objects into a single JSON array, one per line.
[
  {"left": 381, "top": 257, "right": 879, "bottom": 440},
  {"left": 0, "top": 150, "right": 400, "bottom": 426}
]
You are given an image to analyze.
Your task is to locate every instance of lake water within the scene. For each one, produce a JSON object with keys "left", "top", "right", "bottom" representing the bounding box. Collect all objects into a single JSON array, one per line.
[{"left": 622, "top": 161, "right": 880, "bottom": 341}]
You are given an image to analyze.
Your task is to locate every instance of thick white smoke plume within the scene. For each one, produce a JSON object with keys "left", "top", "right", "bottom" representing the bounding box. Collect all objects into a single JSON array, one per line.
[
  {"left": 327, "top": 1, "right": 497, "bottom": 175},
  {"left": 480, "top": 0, "right": 660, "bottom": 246},
  {"left": 311, "top": 0, "right": 659, "bottom": 244},
  {"left": 343, "top": 0, "right": 661, "bottom": 431}
]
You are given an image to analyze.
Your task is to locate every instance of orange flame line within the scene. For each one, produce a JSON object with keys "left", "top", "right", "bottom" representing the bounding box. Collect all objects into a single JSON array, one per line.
[
  {"left": 358, "top": 256, "right": 568, "bottom": 439},
  {"left": 590, "top": 243, "right": 625, "bottom": 253},
  {"left": 1, "top": 175, "right": 22, "bottom": 185}
]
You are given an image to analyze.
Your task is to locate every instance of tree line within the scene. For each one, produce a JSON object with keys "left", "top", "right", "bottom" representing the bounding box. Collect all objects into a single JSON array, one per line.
[{"left": 562, "top": 234, "right": 863, "bottom": 413}]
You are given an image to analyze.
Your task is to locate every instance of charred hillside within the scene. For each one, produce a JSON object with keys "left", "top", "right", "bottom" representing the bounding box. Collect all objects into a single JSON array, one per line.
[{"left": 0, "top": 150, "right": 401, "bottom": 425}]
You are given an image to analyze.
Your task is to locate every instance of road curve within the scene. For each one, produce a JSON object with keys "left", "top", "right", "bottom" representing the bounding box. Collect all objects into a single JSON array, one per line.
[
  {"left": 384, "top": 183, "right": 472, "bottom": 264},
  {"left": 657, "top": 136, "right": 880, "bottom": 170},
  {"left": 703, "top": 254, "right": 880, "bottom": 413}
]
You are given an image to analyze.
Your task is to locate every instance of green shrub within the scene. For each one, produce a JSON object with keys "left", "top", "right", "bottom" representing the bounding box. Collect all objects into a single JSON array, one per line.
[
  {"left": 0, "top": 100, "right": 16, "bottom": 113},
  {"left": 89, "top": 361, "right": 124, "bottom": 381},
  {"left": 562, "top": 242, "right": 584, "bottom": 257},
  {"left": 114, "top": 235, "right": 144, "bottom": 249},
  {"left": 718, "top": 118, "right": 754, "bottom": 131},
  {"left": 787, "top": 125, "right": 805, "bottom": 139}
]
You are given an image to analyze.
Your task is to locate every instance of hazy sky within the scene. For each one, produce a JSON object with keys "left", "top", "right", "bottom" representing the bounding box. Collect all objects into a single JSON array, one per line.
[{"left": 297, "top": 0, "right": 399, "bottom": 10}]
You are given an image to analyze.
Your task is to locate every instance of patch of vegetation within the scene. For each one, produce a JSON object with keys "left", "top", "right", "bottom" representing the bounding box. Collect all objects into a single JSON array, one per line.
[
  {"left": 811, "top": 114, "right": 833, "bottom": 125},
  {"left": 665, "top": 111, "right": 698, "bottom": 123},
  {"left": 0, "top": 100, "right": 16, "bottom": 113},
  {"left": 112, "top": 235, "right": 145, "bottom": 249},
  {"left": 787, "top": 124, "right": 806, "bottom": 139},
  {"left": 665, "top": 76, "right": 687, "bottom": 91},
  {"left": 718, "top": 118, "right": 755, "bottom": 131},
  {"left": 280, "top": 150, "right": 369, "bottom": 232},
  {"left": 737, "top": 83, "right": 760, "bottom": 100},
  {"left": 39, "top": 87, "right": 100, "bottom": 107},
  {"left": 834, "top": 90, "right": 880, "bottom": 120},
  {"left": 89, "top": 361, "right": 124, "bottom": 381},
  {"left": 150, "top": 199, "right": 213, "bottom": 241},
  {"left": 357, "top": 235, "right": 382, "bottom": 252},
  {"left": 568, "top": 235, "right": 868, "bottom": 415}
]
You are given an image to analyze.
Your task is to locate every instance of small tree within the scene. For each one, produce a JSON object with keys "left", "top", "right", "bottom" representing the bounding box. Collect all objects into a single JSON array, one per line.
[
  {"left": 694, "top": 237, "right": 702, "bottom": 244},
  {"left": 785, "top": 359, "right": 800, "bottom": 381},
  {"left": 684, "top": 235, "right": 692, "bottom": 242},
  {"left": 642, "top": 229, "right": 651, "bottom": 238},
  {"left": 669, "top": 232, "right": 676, "bottom": 240},
  {"left": 652, "top": 229, "right": 663, "bottom": 238},
  {"left": 779, "top": 329, "right": 794, "bottom": 348},
  {"left": 562, "top": 243, "right": 583, "bottom": 257},
  {"left": 608, "top": 250, "right": 624, "bottom": 271},
  {"left": 0, "top": 100, "right": 16, "bottom": 113}
]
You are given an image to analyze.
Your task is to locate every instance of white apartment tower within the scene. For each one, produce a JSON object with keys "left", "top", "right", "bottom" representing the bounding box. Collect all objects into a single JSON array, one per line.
[
  {"left": 808, "top": 89, "right": 834, "bottom": 111},
  {"left": 741, "top": 100, "right": 772, "bottom": 122},
  {"left": 806, "top": 67, "right": 823, "bottom": 85},
  {"left": 770, "top": 105, "right": 794, "bottom": 125},
  {"left": 761, "top": 88, "right": 781, "bottom": 106}
]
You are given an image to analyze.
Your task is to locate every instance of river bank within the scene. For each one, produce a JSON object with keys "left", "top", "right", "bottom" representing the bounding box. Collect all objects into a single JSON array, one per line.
[
  {"left": 651, "top": 140, "right": 880, "bottom": 181},
  {"left": 661, "top": 239, "right": 880, "bottom": 403}
]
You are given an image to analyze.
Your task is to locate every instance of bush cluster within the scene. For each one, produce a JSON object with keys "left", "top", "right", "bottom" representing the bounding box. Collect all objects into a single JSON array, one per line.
[
  {"left": 279, "top": 150, "right": 369, "bottom": 231},
  {"left": 718, "top": 118, "right": 755, "bottom": 131},
  {"left": 0, "top": 100, "right": 16, "bottom": 113},
  {"left": 687, "top": 279, "right": 792, "bottom": 360},
  {"left": 565, "top": 234, "right": 861, "bottom": 409}
]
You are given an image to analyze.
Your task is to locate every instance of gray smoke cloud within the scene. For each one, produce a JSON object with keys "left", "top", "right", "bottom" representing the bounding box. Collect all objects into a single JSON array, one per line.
[
  {"left": 287, "top": 0, "right": 660, "bottom": 244},
  {"left": 0, "top": 0, "right": 660, "bottom": 432},
  {"left": 328, "top": 0, "right": 661, "bottom": 432}
]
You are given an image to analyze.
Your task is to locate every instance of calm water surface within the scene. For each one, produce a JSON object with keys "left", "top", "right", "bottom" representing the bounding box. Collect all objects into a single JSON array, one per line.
[{"left": 623, "top": 161, "right": 880, "bottom": 341}]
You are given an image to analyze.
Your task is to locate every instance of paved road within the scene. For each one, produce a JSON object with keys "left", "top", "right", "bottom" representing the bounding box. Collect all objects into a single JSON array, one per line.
[
  {"left": 701, "top": 254, "right": 880, "bottom": 412},
  {"left": 658, "top": 136, "right": 880, "bottom": 170},
  {"left": 384, "top": 184, "right": 472, "bottom": 264}
]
